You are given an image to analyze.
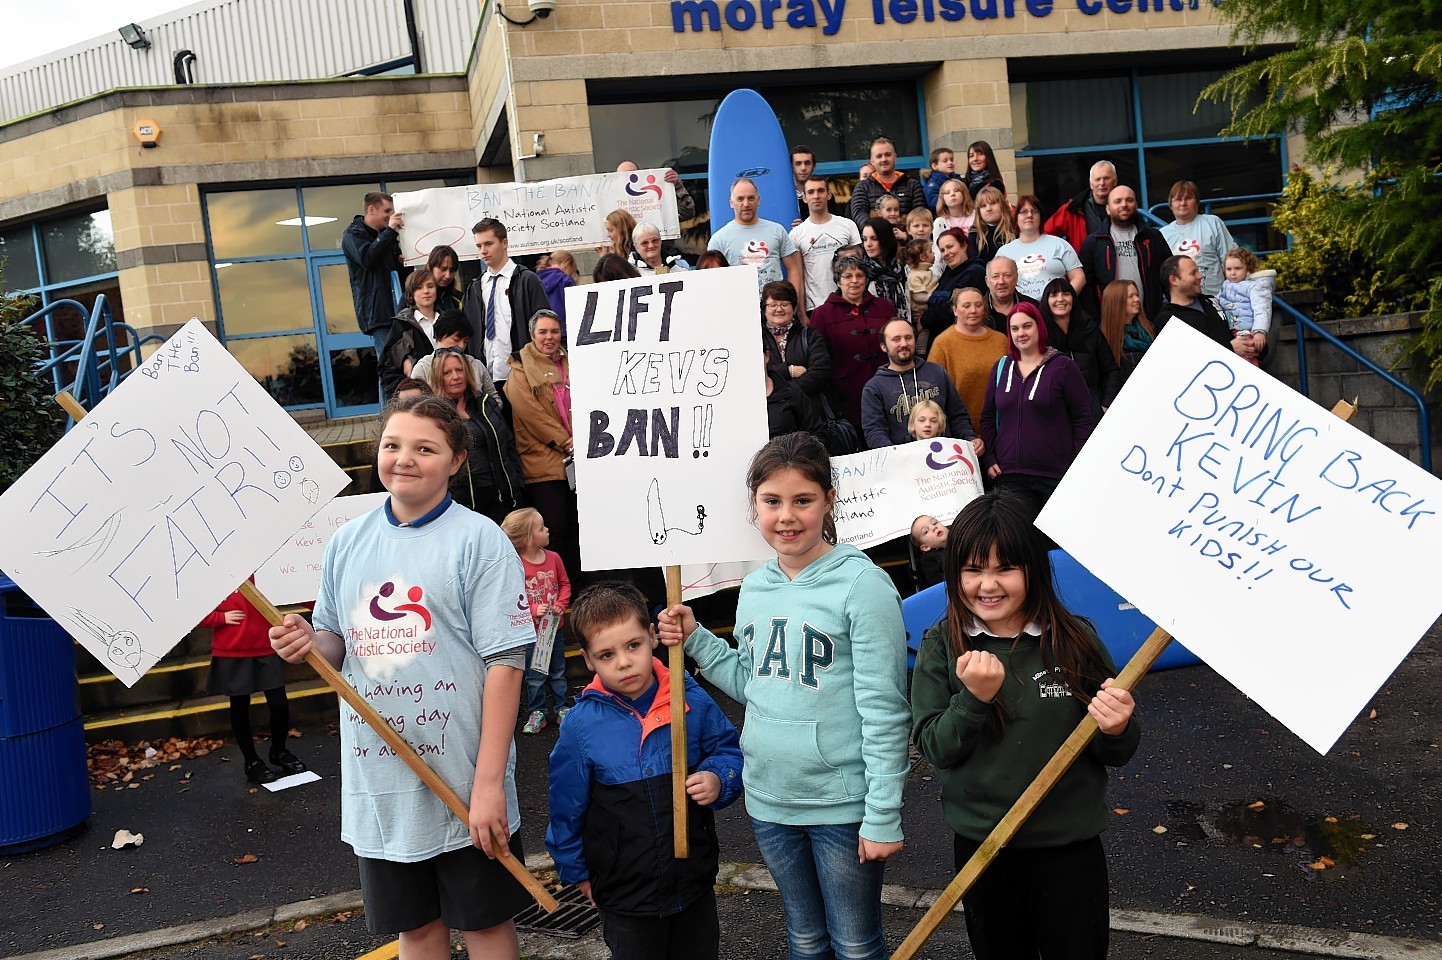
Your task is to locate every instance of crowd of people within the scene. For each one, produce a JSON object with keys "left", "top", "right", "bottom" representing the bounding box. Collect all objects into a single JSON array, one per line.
[{"left": 317, "top": 141, "right": 1275, "bottom": 960}]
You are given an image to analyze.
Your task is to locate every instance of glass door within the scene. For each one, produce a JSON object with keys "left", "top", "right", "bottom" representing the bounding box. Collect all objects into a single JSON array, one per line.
[{"left": 312, "top": 254, "right": 382, "bottom": 417}]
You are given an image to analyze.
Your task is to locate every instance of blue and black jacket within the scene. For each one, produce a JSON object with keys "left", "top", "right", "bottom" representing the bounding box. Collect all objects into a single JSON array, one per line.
[{"left": 545, "top": 659, "right": 743, "bottom": 917}]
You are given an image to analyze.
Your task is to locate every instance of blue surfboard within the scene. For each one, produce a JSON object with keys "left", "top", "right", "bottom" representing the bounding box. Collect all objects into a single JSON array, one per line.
[
  {"left": 708, "top": 89, "right": 795, "bottom": 230},
  {"left": 900, "top": 551, "right": 1201, "bottom": 672}
]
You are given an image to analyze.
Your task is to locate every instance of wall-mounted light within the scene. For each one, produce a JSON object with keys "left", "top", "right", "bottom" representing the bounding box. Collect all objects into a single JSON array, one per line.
[
  {"left": 119, "top": 23, "right": 151, "bottom": 50},
  {"left": 497, "top": 0, "right": 555, "bottom": 26},
  {"left": 518, "top": 133, "right": 545, "bottom": 160}
]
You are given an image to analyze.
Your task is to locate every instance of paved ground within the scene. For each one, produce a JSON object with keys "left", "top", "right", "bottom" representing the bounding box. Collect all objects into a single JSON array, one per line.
[{"left": 3, "top": 622, "right": 1438, "bottom": 960}]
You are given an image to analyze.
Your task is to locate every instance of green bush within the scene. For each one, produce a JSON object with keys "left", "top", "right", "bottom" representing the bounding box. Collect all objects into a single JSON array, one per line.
[
  {"left": 0, "top": 289, "right": 63, "bottom": 495},
  {"left": 1265, "top": 168, "right": 1430, "bottom": 323}
]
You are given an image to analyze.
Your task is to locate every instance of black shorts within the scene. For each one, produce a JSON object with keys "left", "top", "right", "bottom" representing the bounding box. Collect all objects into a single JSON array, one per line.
[{"left": 357, "top": 834, "right": 531, "bottom": 934}]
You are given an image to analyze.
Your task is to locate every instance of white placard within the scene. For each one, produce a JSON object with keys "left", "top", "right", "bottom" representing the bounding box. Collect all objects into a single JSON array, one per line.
[
  {"left": 565, "top": 267, "right": 769, "bottom": 570},
  {"left": 0, "top": 320, "right": 350, "bottom": 687},
  {"left": 1036, "top": 320, "right": 1442, "bottom": 754},
  {"left": 531, "top": 612, "right": 560, "bottom": 673},
  {"left": 395, "top": 170, "right": 681, "bottom": 264},
  {"left": 679, "top": 439, "right": 984, "bottom": 600},
  {"left": 255, "top": 492, "right": 388, "bottom": 606}
]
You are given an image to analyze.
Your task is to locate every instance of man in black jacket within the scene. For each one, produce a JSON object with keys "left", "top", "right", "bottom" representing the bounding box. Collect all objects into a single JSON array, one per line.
[
  {"left": 463, "top": 218, "right": 552, "bottom": 398},
  {"left": 848, "top": 137, "right": 928, "bottom": 227},
  {"left": 342, "top": 192, "right": 403, "bottom": 358},
  {"left": 1077, "top": 185, "right": 1169, "bottom": 322},
  {"left": 1154, "top": 255, "right": 1259, "bottom": 361}
]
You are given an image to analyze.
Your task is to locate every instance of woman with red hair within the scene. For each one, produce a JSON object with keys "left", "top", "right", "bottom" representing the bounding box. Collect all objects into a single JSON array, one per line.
[{"left": 980, "top": 302, "right": 1095, "bottom": 515}]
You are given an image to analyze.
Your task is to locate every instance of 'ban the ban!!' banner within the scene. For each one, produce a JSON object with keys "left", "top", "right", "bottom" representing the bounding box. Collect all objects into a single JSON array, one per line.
[{"left": 395, "top": 170, "right": 681, "bottom": 264}]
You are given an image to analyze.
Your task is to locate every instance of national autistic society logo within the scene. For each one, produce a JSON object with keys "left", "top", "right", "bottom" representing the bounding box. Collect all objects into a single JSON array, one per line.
[
  {"left": 369, "top": 581, "right": 433, "bottom": 630},
  {"left": 624, "top": 173, "right": 665, "bottom": 199},
  {"left": 925, "top": 440, "right": 976, "bottom": 474}
]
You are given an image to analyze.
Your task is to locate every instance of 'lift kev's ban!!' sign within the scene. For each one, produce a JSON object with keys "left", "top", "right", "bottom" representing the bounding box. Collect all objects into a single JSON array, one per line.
[
  {"left": 0, "top": 319, "right": 350, "bottom": 686},
  {"left": 565, "top": 266, "right": 769, "bottom": 570}
]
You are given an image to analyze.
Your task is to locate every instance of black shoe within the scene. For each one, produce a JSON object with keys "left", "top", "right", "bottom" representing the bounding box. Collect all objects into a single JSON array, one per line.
[
  {"left": 269, "top": 750, "right": 308, "bottom": 776},
  {"left": 245, "top": 760, "right": 279, "bottom": 784}
]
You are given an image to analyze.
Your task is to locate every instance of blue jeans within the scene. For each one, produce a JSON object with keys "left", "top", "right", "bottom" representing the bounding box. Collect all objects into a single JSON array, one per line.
[
  {"left": 525, "top": 634, "right": 568, "bottom": 716},
  {"left": 750, "top": 818, "right": 887, "bottom": 960}
]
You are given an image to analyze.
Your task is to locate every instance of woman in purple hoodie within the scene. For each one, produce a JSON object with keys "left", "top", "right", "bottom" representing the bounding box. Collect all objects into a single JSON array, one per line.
[{"left": 980, "top": 301, "right": 1094, "bottom": 516}]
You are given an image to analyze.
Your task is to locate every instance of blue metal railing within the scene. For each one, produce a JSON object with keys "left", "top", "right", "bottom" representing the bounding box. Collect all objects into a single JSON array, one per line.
[
  {"left": 1136, "top": 206, "right": 1433, "bottom": 473},
  {"left": 29, "top": 296, "right": 166, "bottom": 423}
]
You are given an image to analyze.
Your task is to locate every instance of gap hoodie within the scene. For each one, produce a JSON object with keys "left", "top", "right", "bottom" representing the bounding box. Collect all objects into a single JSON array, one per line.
[
  {"left": 684, "top": 543, "right": 909, "bottom": 842},
  {"left": 980, "top": 348, "right": 1095, "bottom": 480}
]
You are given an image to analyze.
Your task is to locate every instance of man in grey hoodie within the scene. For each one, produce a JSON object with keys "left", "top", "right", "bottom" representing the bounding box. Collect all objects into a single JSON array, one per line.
[{"left": 861, "top": 318, "right": 980, "bottom": 450}]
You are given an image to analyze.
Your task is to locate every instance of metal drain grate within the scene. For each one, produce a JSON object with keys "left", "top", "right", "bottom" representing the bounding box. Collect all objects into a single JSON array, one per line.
[{"left": 513, "top": 883, "right": 602, "bottom": 938}]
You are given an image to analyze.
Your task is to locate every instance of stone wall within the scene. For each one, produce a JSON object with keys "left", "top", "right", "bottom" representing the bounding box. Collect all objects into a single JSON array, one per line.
[{"left": 1269, "top": 311, "right": 1440, "bottom": 472}]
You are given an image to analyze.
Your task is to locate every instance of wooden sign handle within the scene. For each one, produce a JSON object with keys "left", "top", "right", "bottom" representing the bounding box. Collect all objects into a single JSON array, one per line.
[
  {"left": 890, "top": 627, "right": 1173, "bottom": 960},
  {"left": 664, "top": 565, "right": 690, "bottom": 859},
  {"left": 54, "top": 391, "right": 555, "bottom": 913}
]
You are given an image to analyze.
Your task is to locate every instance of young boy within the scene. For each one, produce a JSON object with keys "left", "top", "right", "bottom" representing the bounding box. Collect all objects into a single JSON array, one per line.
[
  {"left": 923, "top": 147, "right": 962, "bottom": 209},
  {"left": 911, "top": 513, "right": 949, "bottom": 587},
  {"left": 545, "top": 582, "right": 742, "bottom": 960},
  {"left": 410, "top": 312, "right": 501, "bottom": 406}
]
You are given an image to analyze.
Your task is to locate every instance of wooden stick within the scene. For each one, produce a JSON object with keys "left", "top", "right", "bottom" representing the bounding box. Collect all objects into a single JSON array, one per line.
[
  {"left": 893, "top": 399, "right": 1361, "bottom": 959},
  {"left": 664, "top": 565, "right": 690, "bottom": 859},
  {"left": 54, "top": 391, "right": 556, "bottom": 913},
  {"left": 890, "top": 627, "right": 1174, "bottom": 960},
  {"left": 239, "top": 582, "right": 559, "bottom": 912}
]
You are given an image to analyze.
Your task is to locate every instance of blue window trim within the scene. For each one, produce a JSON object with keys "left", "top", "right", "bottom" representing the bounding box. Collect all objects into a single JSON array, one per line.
[
  {"left": 5, "top": 207, "right": 119, "bottom": 305},
  {"left": 1014, "top": 66, "right": 1288, "bottom": 212}
]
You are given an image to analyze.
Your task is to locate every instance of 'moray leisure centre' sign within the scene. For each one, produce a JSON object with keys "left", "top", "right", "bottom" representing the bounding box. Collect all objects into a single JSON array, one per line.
[{"left": 671, "top": 0, "right": 1212, "bottom": 35}]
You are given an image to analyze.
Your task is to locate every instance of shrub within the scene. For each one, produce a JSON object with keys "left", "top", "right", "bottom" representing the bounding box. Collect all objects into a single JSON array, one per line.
[{"left": 0, "top": 289, "right": 63, "bottom": 495}]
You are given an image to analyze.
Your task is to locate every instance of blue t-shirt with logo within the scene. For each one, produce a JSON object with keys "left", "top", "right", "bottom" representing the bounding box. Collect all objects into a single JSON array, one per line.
[
  {"left": 312, "top": 500, "right": 535, "bottom": 862},
  {"left": 707, "top": 218, "right": 798, "bottom": 291}
]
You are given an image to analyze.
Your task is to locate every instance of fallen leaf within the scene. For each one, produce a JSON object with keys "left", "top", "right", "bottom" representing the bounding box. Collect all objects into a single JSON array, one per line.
[
  {"left": 275, "top": 940, "right": 287, "bottom": 948},
  {"left": 293, "top": 920, "right": 307, "bottom": 931},
  {"left": 92, "top": 923, "right": 105, "bottom": 930},
  {"left": 1152, "top": 825, "right": 1168, "bottom": 834},
  {"left": 1362, "top": 833, "right": 1376, "bottom": 840},
  {"left": 1111, "top": 808, "right": 1130, "bottom": 815},
  {"left": 169, "top": 764, "right": 182, "bottom": 772},
  {"left": 1324, "top": 816, "right": 1338, "bottom": 823},
  {"left": 127, "top": 783, "right": 139, "bottom": 789},
  {"left": 1221, "top": 763, "right": 1233, "bottom": 769},
  {"left": 288, "top": 728, "right": 302, "bottom": 739},
  {"left": 1307, "top": 856, "right": 1336, "bottom": 870},
  {"left": 1368, "top": 709, "right": 1378, "bottom": 719},
  {"left": 248, "top": 954, "right": 265, "bottom": 959},
  {"left": 130, "top": 887, "right": 149, "bottom": 894},
  {"left": 1247, "top": 800, "right": 1266, "bottom": 811},
  {"left": 233, "top": 853, "right": 260, "bottom": 865},
  {"left": 332, "top": 911, "right": 352, "bottom": 923},
  {"left": 1392, "top": 822, "right": 1409, "bottom": 831}
]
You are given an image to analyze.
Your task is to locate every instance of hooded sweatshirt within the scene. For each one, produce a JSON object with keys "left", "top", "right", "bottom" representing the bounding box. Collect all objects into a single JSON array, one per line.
[
  {"left": 980, "top": 348, "right": 1095, "bottom": 480},
  {"left": 684, "top": 543, "right": 910, "bottom": 842},
  {"left": 860, "top": 360, "right": 975, "bottom": 449}
]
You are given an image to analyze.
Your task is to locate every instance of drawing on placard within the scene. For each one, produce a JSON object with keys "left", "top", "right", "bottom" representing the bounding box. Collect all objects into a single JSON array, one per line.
[
  {"left": 301, "top": 478, "right": 320, "bottom": 503},
  {"left": 32, "top": 510, "right": 123, "bottom": 570},
  {"left": 67, "top": 608, "right": 149, "bottom": 670},
  {"left": 646, "top": 478, "right": 706, "bottom": 545}
]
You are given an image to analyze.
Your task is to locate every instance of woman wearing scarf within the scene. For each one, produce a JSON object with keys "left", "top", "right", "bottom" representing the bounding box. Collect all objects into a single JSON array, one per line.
[{"left": 504, "top": 308, "right": 580, "bottom": 579}]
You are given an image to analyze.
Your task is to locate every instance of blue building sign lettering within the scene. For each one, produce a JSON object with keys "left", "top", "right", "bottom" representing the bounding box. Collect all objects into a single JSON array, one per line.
[{"left": 671, "top": 0, "right": 1202, "bottom": 35}]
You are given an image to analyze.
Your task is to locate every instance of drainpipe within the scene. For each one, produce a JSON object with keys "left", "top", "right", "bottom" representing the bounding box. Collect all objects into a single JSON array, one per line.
[{"left": 403, "top": 0, "right": 423, "bottom": 73}]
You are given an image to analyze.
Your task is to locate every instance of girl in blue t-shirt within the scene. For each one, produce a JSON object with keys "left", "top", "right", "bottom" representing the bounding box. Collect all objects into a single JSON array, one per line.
[
  {"left": 659, "top": 432, "right": 910, "bottom": 960},
  {"left": 271, "top": 394, "right": 533, "bottom": 960}
]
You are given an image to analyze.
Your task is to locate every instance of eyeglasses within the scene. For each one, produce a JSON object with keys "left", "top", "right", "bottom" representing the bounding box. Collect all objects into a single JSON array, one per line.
[{"left": 764, "top": 302, "right": 793, "bottom": 313}]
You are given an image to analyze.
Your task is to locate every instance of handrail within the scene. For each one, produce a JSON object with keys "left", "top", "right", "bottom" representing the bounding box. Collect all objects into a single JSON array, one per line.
[
  {"left": 1144, "top": 191, "right": 1284, "bottom": 255},
  {"left": 1135, "top": 205, "right": 1433, "bottom": 473},
  {"left": 1271, "top": 297, "right": 1432, "bottom": 473},
  {"left": 29, "top": 296, "right": 166, "bottom": 422}
]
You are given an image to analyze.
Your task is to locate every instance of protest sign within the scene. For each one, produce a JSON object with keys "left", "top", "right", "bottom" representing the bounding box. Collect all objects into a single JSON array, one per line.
[
  {"left": 395, "top": 170, "right": 681, "bottom": 264},
  {"left": 0, "top": 319, "right": 350, "bottom": 686},
  {"left": 256, "top": 493, "right": 388, "bottom": 606},
  {"left": 531, "top": 612, "right": 560, "bottom": 674},
  {"left": 1036, "top": 320, "right": 1442, "bottom": 754},
  {"left": 564, "top": 267, "right": 769, "bottom": 570},
  {"left": 678, "top": 438, "right": 984, "bottom": 599}
]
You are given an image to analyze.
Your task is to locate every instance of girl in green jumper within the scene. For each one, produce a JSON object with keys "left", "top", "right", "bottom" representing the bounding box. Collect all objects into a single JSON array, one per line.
[{"left": 911, "top": 492, "right": 1140, "bottom": 960}]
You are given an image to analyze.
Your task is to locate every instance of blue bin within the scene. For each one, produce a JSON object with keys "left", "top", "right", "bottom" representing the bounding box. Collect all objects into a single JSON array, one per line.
[{"left": 0, "top": 576, "right": 91, "bottom": 853}]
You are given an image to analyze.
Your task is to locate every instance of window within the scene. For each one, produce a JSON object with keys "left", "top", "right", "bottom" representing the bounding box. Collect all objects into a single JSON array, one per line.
[
  {"left": 1011, "top": 66, "right": 1285, "bottom": 251},
  {"left": 0, "top": 207, "right": 122, "bottom": 345}
]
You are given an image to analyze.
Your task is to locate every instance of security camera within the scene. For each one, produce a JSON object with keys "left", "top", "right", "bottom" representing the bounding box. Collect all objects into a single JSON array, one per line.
[{"left": 527, "top": 0, "right": 556, "bottom": 17}]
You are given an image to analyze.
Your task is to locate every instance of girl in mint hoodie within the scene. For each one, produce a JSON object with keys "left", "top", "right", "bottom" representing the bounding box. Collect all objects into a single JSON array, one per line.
[
  {"left": 912, "top": 492, "right": 1139, "bottom": 960},
  {"left": 660, "top": 432, "right": 910, "bottom": 960}
]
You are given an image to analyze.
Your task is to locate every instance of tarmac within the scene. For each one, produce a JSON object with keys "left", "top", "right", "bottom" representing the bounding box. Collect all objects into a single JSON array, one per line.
[{"left": 3, "top": 623, "right": 1440, "bottom": 960}]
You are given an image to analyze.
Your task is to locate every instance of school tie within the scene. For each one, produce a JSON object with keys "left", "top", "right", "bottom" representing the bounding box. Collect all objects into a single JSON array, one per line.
[{"left": 485, "top": 274, "right": 500, "bottom": 341}]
